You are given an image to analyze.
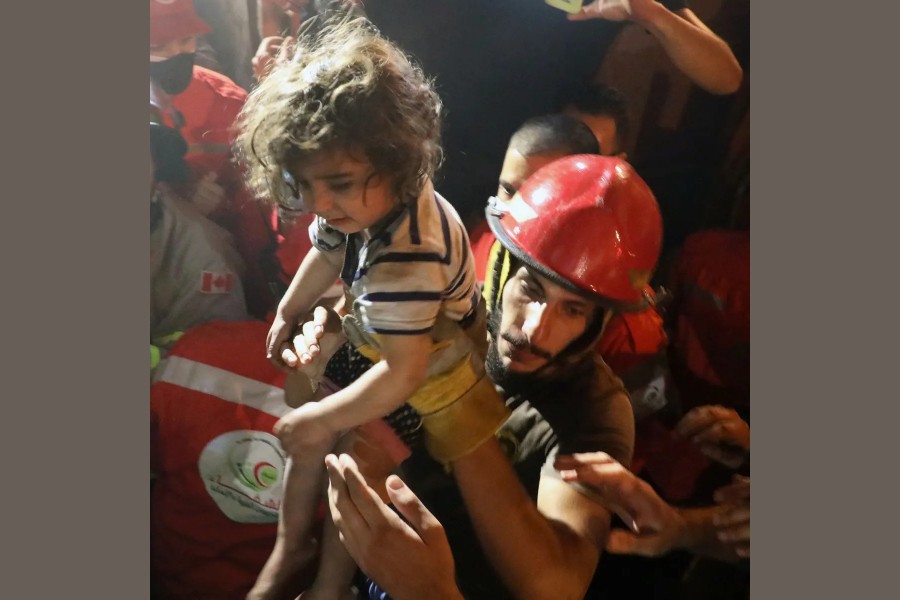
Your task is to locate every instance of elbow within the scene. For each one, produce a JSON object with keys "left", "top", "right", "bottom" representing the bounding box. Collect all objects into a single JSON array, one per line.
[
  {"left": 707, "top": 56, "right": 744, "bottom": 95},
  {"left": 719, "top": 63, "right": 744, "bottom": 95}
]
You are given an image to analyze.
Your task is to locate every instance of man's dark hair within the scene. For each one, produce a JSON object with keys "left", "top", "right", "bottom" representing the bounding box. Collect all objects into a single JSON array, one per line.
[
  {"left": 563, "top": 83, "right": 631, "bottom": 153},
  {"left": 508, "top": 113, "right": 600, "bottom": 158},
  {"left": 150, "top": 122, "right": 191, "bottom": 183}
]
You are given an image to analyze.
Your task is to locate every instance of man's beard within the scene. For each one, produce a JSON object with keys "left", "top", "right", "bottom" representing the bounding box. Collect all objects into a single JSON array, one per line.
[{"left": 485, "top": 309, "right": 550, "bottom": 398}]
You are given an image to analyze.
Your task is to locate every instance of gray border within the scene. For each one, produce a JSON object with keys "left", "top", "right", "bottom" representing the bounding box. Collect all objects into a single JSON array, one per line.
[
  {"left": 16, "top": 1, "right": 889, "bottom": 598},
  {"left": 4, "top": 2, "right": 149, "bottom": 598},
  {"left": 751, "top": 2, "right": 896, "bottom": 598}
]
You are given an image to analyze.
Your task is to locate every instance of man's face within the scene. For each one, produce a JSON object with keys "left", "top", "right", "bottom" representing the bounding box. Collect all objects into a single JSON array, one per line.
[
  {"left": 494, "top": 266, "right": 594, "bottom": 374},
  {"left": 563, "top": 109, "right": 624, "bottom": 159},
  {"left": 284, "top": 148, "right": 397, "bottom": 234},
  {"left": 496, "top": 148, "right": 570, "bottom": 201},
  {"left": 149, "top": 36, "right": 197, "bottom": 60}
]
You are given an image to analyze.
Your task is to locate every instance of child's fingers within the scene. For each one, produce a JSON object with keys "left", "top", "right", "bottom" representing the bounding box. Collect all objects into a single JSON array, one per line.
[
  {"left": 289, "top": 332, "right": 312, "bottom": 365},
  {"left": 313, "top": 305, "right": 329, "bottom": 333},
  {"left": 300, "top": 321, "right": 321, "bottom": 356},
  {"left": 281, "top": 345, "right": 299, "bottom": 367}
]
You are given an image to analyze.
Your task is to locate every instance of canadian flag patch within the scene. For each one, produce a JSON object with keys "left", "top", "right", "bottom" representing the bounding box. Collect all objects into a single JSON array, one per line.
[{"left": 201, "top": 271, "right": 234, "bottom": 294}]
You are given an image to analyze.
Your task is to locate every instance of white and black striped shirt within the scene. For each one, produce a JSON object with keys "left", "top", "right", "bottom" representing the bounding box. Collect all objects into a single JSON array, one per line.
[{"left": 310, "top": 180, "right": 479, "bottom": 336}]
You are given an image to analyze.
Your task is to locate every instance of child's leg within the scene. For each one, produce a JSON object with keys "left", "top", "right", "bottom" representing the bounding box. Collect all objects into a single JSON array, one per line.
[
  {"left": 250, "top": 337, "right": 358, "bottom": 600},
  {"left": 249, "top": 370, "right": 341, "bottom": 600},
  {"left": 300, "top": 507, "right": 360, "bottom": 600},
  {"left": 303, "top": 430, "right": 402, "bottom": 599},
  {"left": 249, "top": 439, "right": 336, "bottom": 600}
]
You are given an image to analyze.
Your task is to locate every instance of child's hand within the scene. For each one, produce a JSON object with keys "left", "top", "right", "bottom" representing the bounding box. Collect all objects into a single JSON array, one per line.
[
  {"left": 274, "top": 402, "right": 336, "bottom": 455},
  {"left": 282, "top": 306, "right": 346, "bottom": 370},
  {"left": 266, "top": 312, "right": 300, "bottom": 372}
]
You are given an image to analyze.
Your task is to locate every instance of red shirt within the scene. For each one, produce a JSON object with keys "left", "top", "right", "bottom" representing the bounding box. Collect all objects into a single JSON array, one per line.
[
  {"left": 151, "top": 321, "right": 320, "bottom": 599},
  {"left": 165, "top": 67, "right": 284, "bottom": 317},
  {"left": 669, "top": 230, "right": 750, "bottom": 410}
]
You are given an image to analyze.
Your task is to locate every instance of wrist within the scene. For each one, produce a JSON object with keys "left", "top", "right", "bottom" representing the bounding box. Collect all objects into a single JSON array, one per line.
[
  {"left": 275, "top": 302, "right": 302, "bottom": 323},
  {"left": 674, "top": 507, "right": 717, "bottom": 552},
  {"left": 631, "top": 1, "right": 669, "bottom": 29}
]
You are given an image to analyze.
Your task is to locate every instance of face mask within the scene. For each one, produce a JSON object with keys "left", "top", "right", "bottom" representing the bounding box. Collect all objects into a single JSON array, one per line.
[{"left": 149, "top": 53, "right": 195, "bottom": 95}]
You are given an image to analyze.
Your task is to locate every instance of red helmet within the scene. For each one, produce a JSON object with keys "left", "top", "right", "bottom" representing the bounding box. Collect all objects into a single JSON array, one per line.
[
  {"left": 150, "top": 0, "right": 211, "bottom": 47},
  {"left": 487, "top": 155, "right": 662, "bottom": 308}
]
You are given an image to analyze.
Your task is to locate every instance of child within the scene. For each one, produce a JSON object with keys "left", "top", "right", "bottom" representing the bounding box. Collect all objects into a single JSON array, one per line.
[{"left": 235, "top": 17, "right": 507, "bottom": 600}]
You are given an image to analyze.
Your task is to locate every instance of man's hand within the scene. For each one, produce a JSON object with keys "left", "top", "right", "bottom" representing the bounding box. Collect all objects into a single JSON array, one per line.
[
  {"left": 325, "top": 454, "right": 463, "bottom": 600},
  {"left": 714, "top": 475, "right": 750, "bottom": 558},
  {"left": 568, "top": 0, "right": 636, "bottom": 22},
  {"left": 190, "top": 171, "right": 225, "bottom": 216},
  {"left": 252, "top": 35, "right": 295, "bottom": 81},
  {"left": 674, "top": 405, "right": 750, "bottom": 468},
  {"left": 555, "top": 452, "right": 688, "bottom": 557},
  {"left": 568, "top": 1, "right": 668, "bottom": 24}
]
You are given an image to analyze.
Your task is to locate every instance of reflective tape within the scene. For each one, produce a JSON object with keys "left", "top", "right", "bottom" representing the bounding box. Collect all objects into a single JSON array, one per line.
[{"left": 153, "top": 356, "right": 291, "bottom": 418}]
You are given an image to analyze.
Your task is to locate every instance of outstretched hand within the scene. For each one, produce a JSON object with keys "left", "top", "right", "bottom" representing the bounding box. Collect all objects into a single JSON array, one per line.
[
  {"left": 713, "top": 474, "right": 750, "bottom": 558},
  {"left": 325, "top": 454, "right": 462, "bottom": 600},
  {"left": 674, "top": 405, "right": 750, "bottom": 468},
  {"left": 253, "top": 35, "right": 296, "bottom": 81},
  {"left": 567, "top": 0, "right": 633, "bottom": 22},
  {"left": 555, "top": 452, "right": 688, "bottom": 557}
]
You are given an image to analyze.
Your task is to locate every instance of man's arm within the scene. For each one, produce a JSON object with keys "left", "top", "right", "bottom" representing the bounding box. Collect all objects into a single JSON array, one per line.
[
  {"left": 571, "top": 1, "right": 743, "bottom": 95},
  {"left": 452, "top": 438, "right": 612, "bottom": 600},
  {"left": 258, "top": 0, "right": 290, "bottom": 38},
  {"left": 556, "top": 452, "right": 748, "bottom": 563}
]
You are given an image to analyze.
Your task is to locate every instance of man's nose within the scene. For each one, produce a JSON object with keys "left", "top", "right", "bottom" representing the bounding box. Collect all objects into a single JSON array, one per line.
[{"left": 521, "top": 302, "right": 550, "bottom": 346}]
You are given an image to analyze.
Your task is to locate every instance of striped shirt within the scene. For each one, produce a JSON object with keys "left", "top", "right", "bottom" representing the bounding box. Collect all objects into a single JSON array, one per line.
[{"left": 310, "top": 180, "right": 480, "bottom": 336}]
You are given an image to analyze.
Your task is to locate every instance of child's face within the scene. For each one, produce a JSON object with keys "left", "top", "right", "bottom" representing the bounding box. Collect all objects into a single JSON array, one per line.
[{"left": 285, "top": 149, "right": 397, "bottom": 234}]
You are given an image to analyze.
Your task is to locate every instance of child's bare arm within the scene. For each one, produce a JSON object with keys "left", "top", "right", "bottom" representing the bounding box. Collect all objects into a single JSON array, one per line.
[
  {"left": 267, "top": 247, "right": 342, "bottom": 368},
  {"left": 274, "top": 333, "right": 431, "bottom": 453},
  {"left": 318, "top": 332, "right": 431, "bottom": 431}
]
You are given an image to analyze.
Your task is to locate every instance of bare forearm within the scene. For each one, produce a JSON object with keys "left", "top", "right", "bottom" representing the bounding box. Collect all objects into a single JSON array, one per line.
[
  {"left": 452, "top": 440, "right": 600, "bottom": 600},
  {"left": 316, "top": 360, "right": 425, "bottom": 432},
  {"left": 277, "top": 247, "right": 341, "bottom": 320},
  {"left": 637, "top": 6, "right": 742, "bottom": 94},
  {"left": 258, "top": 0, "right": 286, "bottom": 37}
]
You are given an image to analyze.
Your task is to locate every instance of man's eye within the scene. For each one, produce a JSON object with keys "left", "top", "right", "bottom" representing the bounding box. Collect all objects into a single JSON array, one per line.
[
  {"left": 498, "top": 184, "right": 515, "bottom": 199},
  {"left": 520, "top": 281, "right": 539, "bottom": 298},
  {"left": 565, "top": 304, "right": 586, "bottom": 318}
]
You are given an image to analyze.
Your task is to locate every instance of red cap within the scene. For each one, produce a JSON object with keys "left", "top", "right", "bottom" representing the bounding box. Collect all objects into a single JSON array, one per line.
[
  {"left": 487, "top": 155, "right": 662, "bottom": 308},
  {"left": 150, "top": 0, "right": 211, "bottom": 47}
]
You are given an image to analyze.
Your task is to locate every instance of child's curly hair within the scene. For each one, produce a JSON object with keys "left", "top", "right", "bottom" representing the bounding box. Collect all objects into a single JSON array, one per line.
[{"left": 234, "top": 16, "right": 443, "bottom": 209}]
